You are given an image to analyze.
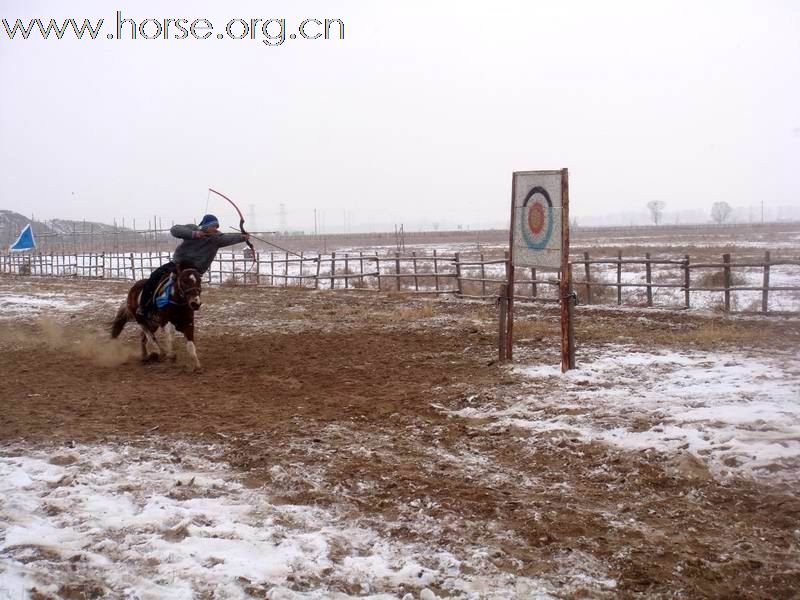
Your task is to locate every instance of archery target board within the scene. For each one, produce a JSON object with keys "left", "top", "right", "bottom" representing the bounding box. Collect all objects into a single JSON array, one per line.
[{"left": 511, "top": 170, "right": 563, "bottom": 269}]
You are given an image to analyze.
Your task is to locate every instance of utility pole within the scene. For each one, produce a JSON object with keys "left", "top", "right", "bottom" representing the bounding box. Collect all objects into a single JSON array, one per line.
[{"left": 278, "top": 203, "right": 287, "bottom": 234}]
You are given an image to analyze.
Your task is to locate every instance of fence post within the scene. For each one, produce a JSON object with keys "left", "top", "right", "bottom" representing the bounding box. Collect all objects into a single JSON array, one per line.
[
  {"left": 375, "top": 255, "right": 382, "bottom": 291},
  {"left": 583, "top": 251, "right": 592, "bottom": 304},
  {"left": 645, "top": 252, "right": 653, "bottom": 307},
  {"left": 433, "top": 249, "right": 440, "bottom": 292},
  {"left": 683, "top": 254, "right": 691, "bottom": 309},
  {"left": 298, "top": 252, "right": 305, "bottom": 288},
  {"left": 330, "top": 251, "right": 336, "bottom": 290},
  {"left": 762, "top": 250, "right": 770, "bottom": 314},
  {"left": 531, "top": 267, "right": 537, "bottom": 298},
  {"left": 394, "top": 251, "right": 401, "bottom": 291},
  {"left": 344, "top": 253, "right": 350, "bottom": 289},
  {"left": 723, "top": 253, "right": 731, "bottom": 313},
  {"left": 617, "top": 250, "right": 622, "bottom": 305},
  {"left": 480, "top": 253, "right": 486, "bottom": 298},
  {"left": 254, "top": 252, "right": 260, "bottom": 286},
  {"left": 454, "top": 252, "right": 463, "bottom": 297},
  {"left": 412, "top": 251, "right": 419, "bottom": 292},
  {"left": 268, "top": 252, "right": 274, "bottom": 287},
  {"left": 129, "top": 252, "right": 135, "bottom": 280}
]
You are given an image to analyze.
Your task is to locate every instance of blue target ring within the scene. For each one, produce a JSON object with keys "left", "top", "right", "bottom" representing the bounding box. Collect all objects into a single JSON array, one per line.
[{"left": 521, "top": 186, "right": 554, "bottom": 250}]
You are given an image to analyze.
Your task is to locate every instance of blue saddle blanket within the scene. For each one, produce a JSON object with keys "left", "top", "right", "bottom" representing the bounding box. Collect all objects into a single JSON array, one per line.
[{"left": 155, "top": 279, "right": 174, "bottom": 309}]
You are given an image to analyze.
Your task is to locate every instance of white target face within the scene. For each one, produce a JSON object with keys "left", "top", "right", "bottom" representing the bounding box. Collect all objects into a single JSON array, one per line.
[{"left": 511, "top": 171, "right": 563, "bottom": 269}]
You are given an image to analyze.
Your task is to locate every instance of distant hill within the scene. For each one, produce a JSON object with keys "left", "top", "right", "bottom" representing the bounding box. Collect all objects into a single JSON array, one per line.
[{"left": 0, "top": 210, "right": 126, "bottom": 242}]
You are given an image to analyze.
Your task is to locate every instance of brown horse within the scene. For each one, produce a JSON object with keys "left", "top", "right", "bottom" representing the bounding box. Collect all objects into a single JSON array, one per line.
[{"left": 111, "top": 267, "right": 204, "bottom": 371}]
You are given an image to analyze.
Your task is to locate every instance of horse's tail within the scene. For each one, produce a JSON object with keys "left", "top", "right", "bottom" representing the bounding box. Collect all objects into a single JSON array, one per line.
[{"left": 110, "top": 304, "right": 129, "bottom": 339}]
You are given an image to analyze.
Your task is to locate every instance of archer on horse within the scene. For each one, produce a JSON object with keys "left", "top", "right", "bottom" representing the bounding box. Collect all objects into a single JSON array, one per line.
[
  {"left": 135, "top": 214, "right": 250, "bottom": 320},
  {"left": 110, "top": 214, "right": 250, "bottom": 370}
]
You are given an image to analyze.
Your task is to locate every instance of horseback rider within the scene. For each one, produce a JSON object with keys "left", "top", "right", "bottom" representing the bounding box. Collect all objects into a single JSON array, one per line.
[{"left": 135, "top": 214, "right": 250, "bottom": 322}]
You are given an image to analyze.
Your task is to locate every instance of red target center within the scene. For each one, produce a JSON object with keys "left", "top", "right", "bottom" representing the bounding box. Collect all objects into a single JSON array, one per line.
[{"left": 528, "top": 203, "right": 545, "bottom": 234}]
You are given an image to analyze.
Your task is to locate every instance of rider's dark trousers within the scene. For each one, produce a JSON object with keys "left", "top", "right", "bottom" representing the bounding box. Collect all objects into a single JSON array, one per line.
[{"left": 139, "top": 261, "right": 177, "bottom": 311}]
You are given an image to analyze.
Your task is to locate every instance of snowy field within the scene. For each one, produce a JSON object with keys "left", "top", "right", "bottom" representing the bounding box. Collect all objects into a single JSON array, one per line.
[{"left": 0, "top": 277, "right": 798, "bottom": 598}]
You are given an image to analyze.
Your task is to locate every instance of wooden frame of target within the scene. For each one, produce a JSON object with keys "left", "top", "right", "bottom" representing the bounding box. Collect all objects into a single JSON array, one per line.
[{"left": 506, "top": 168, "right": 575, "bottom": 371}]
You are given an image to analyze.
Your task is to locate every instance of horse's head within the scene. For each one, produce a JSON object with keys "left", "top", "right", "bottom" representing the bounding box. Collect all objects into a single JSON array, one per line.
[{"left": 175, "top": 268, "right": 203, "bottom": 311}]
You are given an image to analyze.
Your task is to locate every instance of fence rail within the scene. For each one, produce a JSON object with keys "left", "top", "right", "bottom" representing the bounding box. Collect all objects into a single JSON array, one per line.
[{"left": 1, "top": 249, "right": 798, "bottom": 314}]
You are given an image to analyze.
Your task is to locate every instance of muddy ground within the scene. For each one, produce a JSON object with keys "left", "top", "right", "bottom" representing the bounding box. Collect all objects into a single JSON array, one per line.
[{"left": 1, "top": 277, "right": 799, "bottom": 598}]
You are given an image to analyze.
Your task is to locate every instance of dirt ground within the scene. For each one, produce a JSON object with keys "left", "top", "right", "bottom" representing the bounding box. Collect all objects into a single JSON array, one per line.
[{"left": 1, "top": 277, "right": 799, "bottom": 598}]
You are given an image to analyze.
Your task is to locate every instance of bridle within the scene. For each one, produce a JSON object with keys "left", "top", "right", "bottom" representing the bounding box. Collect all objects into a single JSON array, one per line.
[{"left": 172, "top": 269, "right": 202, "bottom": 306}]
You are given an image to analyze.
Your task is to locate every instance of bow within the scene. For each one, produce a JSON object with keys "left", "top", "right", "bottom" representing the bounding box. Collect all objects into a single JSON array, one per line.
[{"left": 208, "top": 188, "right": 256, "bottom": 267}]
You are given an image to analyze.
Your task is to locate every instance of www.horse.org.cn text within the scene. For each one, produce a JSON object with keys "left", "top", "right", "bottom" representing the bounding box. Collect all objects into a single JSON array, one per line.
[{"left": 2, "top": 12, "right": 346, "bottom": 46}]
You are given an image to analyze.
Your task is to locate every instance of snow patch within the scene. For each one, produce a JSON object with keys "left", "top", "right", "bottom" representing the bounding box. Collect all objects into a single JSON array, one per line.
[
  {"left": 0, "top": 442, "right": 564, "bottom": 599},
  {"left": 457, "top": 347, "right": 800, "bottom": 480}
]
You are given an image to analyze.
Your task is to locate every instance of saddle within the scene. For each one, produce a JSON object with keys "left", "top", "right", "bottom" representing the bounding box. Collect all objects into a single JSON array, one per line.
[{"left": 153, "top": 274, "right": 175, "bottom": 309}]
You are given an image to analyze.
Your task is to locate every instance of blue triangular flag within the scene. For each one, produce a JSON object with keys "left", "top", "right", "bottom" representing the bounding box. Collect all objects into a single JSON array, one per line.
[{"left": 10, "top": 224, "right": 36, "bottom": 252}]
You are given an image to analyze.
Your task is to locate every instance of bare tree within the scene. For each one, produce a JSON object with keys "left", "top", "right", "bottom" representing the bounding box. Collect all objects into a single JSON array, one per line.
[
  {"left": 711, "top": 201, "right": 732, "bottom": 224},
  {"left": 646, "top": 200, "right": 666, "bottom": 225}
]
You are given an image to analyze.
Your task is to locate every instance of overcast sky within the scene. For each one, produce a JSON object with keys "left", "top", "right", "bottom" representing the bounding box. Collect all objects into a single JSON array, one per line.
[{"left": 1, "top": 0, "right": 798, "bottom": 232}]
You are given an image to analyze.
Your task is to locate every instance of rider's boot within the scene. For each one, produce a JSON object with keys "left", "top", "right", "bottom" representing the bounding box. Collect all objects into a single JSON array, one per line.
[{"left": 135, "top": 299, "right": 149, "bottom": 323}]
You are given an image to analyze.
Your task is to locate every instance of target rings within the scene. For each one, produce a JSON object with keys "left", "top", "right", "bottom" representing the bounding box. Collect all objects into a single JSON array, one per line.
[{"left": 521, "top": 186, "right": 554, "bottom": 250}]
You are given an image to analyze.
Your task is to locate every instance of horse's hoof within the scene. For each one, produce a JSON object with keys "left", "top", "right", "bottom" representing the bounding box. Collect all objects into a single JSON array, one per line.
[
  {"left": 145, "top": 352, "right": 161, "bottom": 363},
  {"left": 192, "top": 365, "right": 203, "bottom": 374},
  {"left": 167, "top": 354, "right": 177, "bottom": 363}
]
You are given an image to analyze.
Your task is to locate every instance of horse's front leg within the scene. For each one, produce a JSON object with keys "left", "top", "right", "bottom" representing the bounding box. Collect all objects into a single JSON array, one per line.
[
  {"left": 164, "top": 323, "right": 177, "bottom": 362},
  {"left": 140, "top": 331, "right": 149, "bottom": 361},
  {"left": 183, "top": 323, "right": 201, "bottom": 372}
]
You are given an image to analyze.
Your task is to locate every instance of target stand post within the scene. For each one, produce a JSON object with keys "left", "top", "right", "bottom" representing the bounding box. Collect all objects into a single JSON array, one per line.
[
  {"left": 498, "top": 283, "right": 509, "bottom": 362},
  {"left": 506, "top": 168, "right": 575, "bottom": 371},
  {"left": 559, "top": 169, "right": 576, "bottom": 371}
]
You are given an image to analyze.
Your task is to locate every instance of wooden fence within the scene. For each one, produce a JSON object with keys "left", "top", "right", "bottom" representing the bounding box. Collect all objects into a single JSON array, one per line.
[
  {"left": 569, "top": 251, "right": 800, "bottom": 313},
  {"left": 1, "top": 250, "right": 798, "bottom": 314}
]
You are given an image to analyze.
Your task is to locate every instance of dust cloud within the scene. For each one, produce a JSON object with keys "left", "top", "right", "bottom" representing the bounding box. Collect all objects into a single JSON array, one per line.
[{"left": 37, "top": 317, "right": 137, "bottom": 367}]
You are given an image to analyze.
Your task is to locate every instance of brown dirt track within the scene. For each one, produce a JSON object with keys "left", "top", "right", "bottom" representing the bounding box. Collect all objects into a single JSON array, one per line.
[{"left": 1, "top": 277, "right": 799, "bottom": 598}]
